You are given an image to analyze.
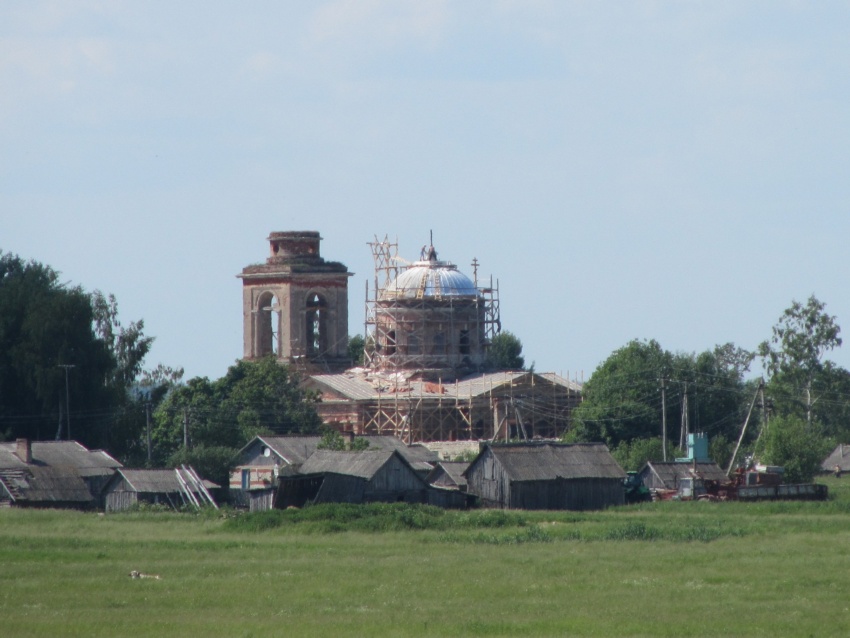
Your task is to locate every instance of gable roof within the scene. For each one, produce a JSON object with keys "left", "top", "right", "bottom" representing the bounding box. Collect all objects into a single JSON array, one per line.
[
  {"left": 472, "top": 443, "right": 625, "bottom": 481},
  {"left": 0, "top": 440, "right": 121, "bottom": 476},
  {"left": 299, "top": 449, "right": 419, "bottom": 481},
  {"left": 0, "top": 467, "right": 94, "bottom": 505},
  {"left": 822, "top": 444, "right": 850, "bottom": 472},
  {"left": 240, "top": 436, "right": 323, "bottom": 465},
  {"left": 111, "top": 468, "right": 219, "bottom": 494},
  {"left": 641, "top": 461, "right": 728, "bottom": 487},
  {"left": 426, "top": 461, "right": 469, "bottom": 488}
]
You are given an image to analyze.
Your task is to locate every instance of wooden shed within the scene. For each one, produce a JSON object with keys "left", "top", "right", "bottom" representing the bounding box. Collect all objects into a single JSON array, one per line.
[
  {"left": 464, "top": 442, "right": 626, "bottom": 510},
  {"left": 103, "top": 468, "right": 218, "bottom": 512},
  {"left": 638, "top": 461, "right": 728, "bottom": 492},
  {"left": 426, "top": 461, "right": 470, "bottom": 491},
  {"left": 0, "top": 466, "right": 95, "bottom": 509},
  {"left": 277, "top": 449, "right": 428, "bottom": 507}
]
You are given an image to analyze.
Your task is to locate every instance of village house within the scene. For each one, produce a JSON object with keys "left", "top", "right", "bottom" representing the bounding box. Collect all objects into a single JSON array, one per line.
[
  {"left": 276, "top": 448, "right": 428, "bottom": 508},
  {"left": 0, "top": 439, "right": 122, "bottom": 509},
  {"left": 464, "top": 442, "right": 626, "bottom": 510}
]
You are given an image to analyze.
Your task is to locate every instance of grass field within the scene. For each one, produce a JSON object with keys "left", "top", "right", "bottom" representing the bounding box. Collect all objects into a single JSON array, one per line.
[{"left": 3, "top": 477, "right": 850, "bottom": 637}]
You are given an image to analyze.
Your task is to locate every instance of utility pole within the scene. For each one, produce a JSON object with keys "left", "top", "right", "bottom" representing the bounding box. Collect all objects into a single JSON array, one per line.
[
  {"left": 145, "top": 401, "right": 152, "bottom": 464},
  {"left": 660, "top": 377, "right": 668, "bottom": 461},
  {"left": 58, "top": 364, "right": 75, "bottom": 441},
  {"left": 183, "top": 409, "right": 189, "bottom": 449}
]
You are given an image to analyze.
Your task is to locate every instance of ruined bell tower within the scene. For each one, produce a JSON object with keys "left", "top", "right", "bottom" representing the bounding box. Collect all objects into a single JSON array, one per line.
[{"left": 238, "top": 231, "right": 352, "bottom": 372}]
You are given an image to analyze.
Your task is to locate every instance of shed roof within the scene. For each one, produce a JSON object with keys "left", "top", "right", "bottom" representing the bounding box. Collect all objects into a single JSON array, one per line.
[
  {"left": 0, "top": 440, "right": 121, "bottom": 475},
  {"left": 299, "top": 449, "right": 412, "bottom": 480},
  {"left": 113, "top": 468, "right": 219, "bottom": 494},
  {"left": 642, "top": 461, "right": 728, "bottom": 487},
  {"left": 474, "top": 443, "right": 625, "bottom": 481},
  {"left": 0, "top": 467, "right": 94, "bottom": 504}
]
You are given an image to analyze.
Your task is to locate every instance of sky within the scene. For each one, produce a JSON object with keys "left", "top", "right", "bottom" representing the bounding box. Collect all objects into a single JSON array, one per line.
[{"left": 3, "top": 1, "right": 850, "bottom": 383}]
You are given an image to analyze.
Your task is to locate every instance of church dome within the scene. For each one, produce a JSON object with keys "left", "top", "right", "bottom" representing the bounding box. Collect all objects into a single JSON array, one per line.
[{"left": 381, "top": 260, "right": 480, "bottom": 300}]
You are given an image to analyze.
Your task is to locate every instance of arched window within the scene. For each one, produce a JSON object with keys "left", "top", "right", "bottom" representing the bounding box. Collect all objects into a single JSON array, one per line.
[
  {"left": 257, "top": 292, "right": 280, "bottom": 356},
  {"left": 306, "top": 293, "right": 326, "bottom": 357}
]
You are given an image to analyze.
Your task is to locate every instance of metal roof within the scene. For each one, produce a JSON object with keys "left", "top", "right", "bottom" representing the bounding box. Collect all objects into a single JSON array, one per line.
[
  {"left": 308, "top": 370, "right": 582, "bottom": 402},
  {"left": 475, "top": 443, "right": 625, "bottom": 481},
  {"left": 381, "top": 261, "right": 480, "bottom": 300}
]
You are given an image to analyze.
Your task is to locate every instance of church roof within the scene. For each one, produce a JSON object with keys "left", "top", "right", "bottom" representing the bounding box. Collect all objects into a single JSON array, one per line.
[
  {"left": 307, "top": 370, "right": 582, "bottom": 402},
  {"left": 381, "top": 260, "right": 479, "bottom": 300}
]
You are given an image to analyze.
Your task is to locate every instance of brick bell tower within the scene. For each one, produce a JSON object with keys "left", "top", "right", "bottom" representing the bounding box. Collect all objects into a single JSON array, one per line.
[{"left": 238, "top": 231, "right": 352, "bottom": 372}]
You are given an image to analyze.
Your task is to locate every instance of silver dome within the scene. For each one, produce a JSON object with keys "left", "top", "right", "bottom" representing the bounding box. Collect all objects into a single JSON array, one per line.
[{"left": 382, "top": 260, "right": 480, "bottom": 300}]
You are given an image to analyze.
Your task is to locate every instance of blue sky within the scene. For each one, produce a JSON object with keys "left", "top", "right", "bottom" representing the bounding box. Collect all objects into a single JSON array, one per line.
[{"left": 2, "top": 1, "right": 849, "bottom": 382}]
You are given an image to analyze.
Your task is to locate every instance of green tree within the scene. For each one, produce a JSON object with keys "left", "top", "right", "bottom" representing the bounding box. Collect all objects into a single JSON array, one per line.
[
  {"left": 348, "top": 334, "right": 366, "bottom": 366},
  {"left": 759, "top": 295, "right": 842, "bottom": 427},
  {"left": 486, "top": 331, "right": 525, "bottom": 370},
  {"left": 152, "top": 357, "right": 322, "bottom": 479},
  {"left": 568, "top": 339, "right": 751, "bottom": 454},
  {"left": 756, "top": 415, "right": 832, "bottom": 483},
  {"left": 0, "top": 251, "right": 163, "bottom": 454}
]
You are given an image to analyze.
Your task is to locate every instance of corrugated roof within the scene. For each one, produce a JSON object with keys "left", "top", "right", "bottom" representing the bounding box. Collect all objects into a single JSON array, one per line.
[
  {"left": 0, "top": 441, "right": 121, "bottom": 472},
  {"left": 299, "top": 449, "right": 397, "bottom": 480},
  {"left": 0, "top": 467, "right": 93, "bottom": 504},
  {"left": 116, "top": 468, "right": 218, "bottom": 493},
  {"left": 480, "top": 443, "right": 625, "bottom": 481},
  {"left": 644, "top": 462, "right": 728, "bottom": 486},
  {"left": 256, "top": 436, "right": 322, "bottom": 465}
]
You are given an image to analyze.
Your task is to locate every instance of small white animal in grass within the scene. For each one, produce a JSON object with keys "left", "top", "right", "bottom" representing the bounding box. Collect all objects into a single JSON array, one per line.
[{"left": 129, "top": 570, "right": 161, "bottom": 580}]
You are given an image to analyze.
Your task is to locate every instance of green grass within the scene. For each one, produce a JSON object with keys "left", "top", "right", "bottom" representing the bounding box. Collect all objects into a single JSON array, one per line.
[{"left": 2, "top": 477, "right": 850, "bottom": 636}]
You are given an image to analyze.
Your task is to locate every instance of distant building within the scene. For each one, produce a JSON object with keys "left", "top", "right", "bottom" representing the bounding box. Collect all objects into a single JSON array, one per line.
[
  {"left": 103, "top": 468, "right": 218, "bottom": 512},
  {"left": 638, "top": 461, "right": 728, "bottom": 492},
  {"left": 0, "top": 439, "right": 121, "bottom": 509},
  {"left": 240, "top": 232, "right": 582, "bottom": 443},
  {"left": 821, "top": 444, "right": 850, "bottom": 474},
  {"left": 464, "top": 442, "right": 625, "bottom": 510},
  {"left": 277, "top": 448, "right": 428, "bottom": 507},
  {"left": 238, "top": 231, "right": 352, "bottom": 373}
]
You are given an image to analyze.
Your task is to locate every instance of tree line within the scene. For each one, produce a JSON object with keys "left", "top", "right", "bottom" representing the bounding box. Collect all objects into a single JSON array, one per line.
[{"left": 567, "top": 295, "right": 846, "bottom": 482}]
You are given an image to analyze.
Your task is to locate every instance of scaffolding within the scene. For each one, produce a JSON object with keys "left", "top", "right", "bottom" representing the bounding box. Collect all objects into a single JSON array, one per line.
[{"left": 363, "top": 235, "right": 501, "bottom": 378}]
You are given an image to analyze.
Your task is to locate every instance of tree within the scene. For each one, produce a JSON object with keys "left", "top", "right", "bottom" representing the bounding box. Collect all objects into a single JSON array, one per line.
[
  {"left": 759, "top": 295, "right": 842, "bottom": 427},
  {"left": 152, "top": 357, "right": 323, "bottom": 481},
  {"left": 756, "top": 415, "right": 832, "bottom": 483},
  {"left": 486, "top": 331, "right": 525, "bottom": 370},
  {"left": 348, "top": 334, "right": 365, "bottom": 366},
  {"left": 567, "top": 339, "right": 752, "bottom": 453}
]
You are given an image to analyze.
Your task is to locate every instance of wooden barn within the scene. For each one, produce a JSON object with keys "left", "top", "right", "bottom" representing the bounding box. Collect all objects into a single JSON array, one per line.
[
  {"left": 464, "top": 442, "right": 626, "bottom": 510},
  {"left": 638, "top": 461, "right": 728, "bottom": 492},
  {"left": 0, "top": 466, "right": 95, "bottom": 509},
  {"left": 103, "top": 468, "right": 217, "bottom": 512},
  {"left": 276, "top": 449, "right": 428, "bottom": 507}
]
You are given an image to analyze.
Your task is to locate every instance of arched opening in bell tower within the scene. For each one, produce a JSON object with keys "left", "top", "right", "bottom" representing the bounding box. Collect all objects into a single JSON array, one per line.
[
  {"left": 306, "top": 293, "right": 327, "bottom": 357},
  {"left": 256, "top": 292, "right": 281, "bottom": 357}
]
